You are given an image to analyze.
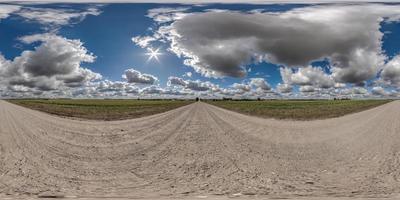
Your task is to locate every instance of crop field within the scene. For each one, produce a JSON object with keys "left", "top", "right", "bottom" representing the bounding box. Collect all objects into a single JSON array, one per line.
[
  {"left": 8, "top": 99, "right": 194, "bottom": 120},
  {"left": 207, "top": 99, "right": 392, "bottom": 120}
]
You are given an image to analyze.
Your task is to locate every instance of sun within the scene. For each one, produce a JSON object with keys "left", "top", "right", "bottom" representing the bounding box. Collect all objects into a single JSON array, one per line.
[{"left": 146, "top": 48, "right": 162, "bottom": 62}]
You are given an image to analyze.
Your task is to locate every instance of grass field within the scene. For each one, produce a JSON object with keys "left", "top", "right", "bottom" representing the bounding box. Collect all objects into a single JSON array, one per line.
[
  {"left": 8, "top": 99, "right": 194, "bottom": 120},
  {"left": 207, "top": 99, "right": 392, "bottom": 120}
]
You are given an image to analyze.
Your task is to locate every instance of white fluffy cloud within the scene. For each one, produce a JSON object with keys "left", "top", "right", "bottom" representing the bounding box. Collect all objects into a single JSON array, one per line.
[
  {"left": 147, "top": 7, "right": 189, "bottom": 23},
  {"left": 132, "top": 36, "right": 157, "bottom": 48},
  {"left": 0, "top": 4, "right": 100, "bottom": 28},
  {"left": 280, "top": 66, "right": 335, "bottom": 89},
  {"left": 0, "top": 4, "right": 20, "bottom": 21},
  {"left": 0, "top": 33, "right": 101, "bottom": 93},
  {"left": 16, "top": 6, "right": 101, "bottom": 27},
  {"left": 184, "top": 72, "right": 192, "bottom": 77},
  {"left": 122, "top": 68, "right": 158, "bottom": 84}
]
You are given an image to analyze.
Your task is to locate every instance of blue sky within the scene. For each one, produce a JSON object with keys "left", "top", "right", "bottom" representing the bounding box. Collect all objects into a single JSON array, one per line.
[{"left": 1, "top": 2, "right": 400, "bottom": 98}]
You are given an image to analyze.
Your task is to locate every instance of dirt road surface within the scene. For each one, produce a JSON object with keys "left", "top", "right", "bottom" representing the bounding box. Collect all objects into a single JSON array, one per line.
[{"left": 1, "top": 100, "right": 400, "bottom": 199}]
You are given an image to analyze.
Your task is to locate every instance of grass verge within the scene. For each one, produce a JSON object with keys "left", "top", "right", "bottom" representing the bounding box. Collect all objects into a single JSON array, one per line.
[
  {"left": 8, "top": 99, "right": 194, "bottom": 120},
  {"left": 206, "top": 99, "right": 392, "bottom": 120}
]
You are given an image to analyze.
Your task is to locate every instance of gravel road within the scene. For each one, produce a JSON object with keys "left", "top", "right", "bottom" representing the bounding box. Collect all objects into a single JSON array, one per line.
[{"left": 1, "top": 100, "right": 400, "bottom": 199}]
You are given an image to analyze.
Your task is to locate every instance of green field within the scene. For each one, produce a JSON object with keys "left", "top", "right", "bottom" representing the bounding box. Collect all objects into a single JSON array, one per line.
[
  {"left": 8, "top": 99, "right": 194, "bottom": 120},
  {"left": 207, "top": 100, "right": 392, "bottom": 120}
]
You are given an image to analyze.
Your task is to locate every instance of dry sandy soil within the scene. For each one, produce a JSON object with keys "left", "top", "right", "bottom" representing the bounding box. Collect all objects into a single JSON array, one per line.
[{"left": 1, "top": 100, "right": 400, "bottom": 199}]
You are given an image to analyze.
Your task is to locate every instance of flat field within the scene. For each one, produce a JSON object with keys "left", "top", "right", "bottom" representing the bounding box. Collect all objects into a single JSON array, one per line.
[
  {"left": 206, "top": 99, "right": 391, "bottom": 120},
  {"left": 8, "top": 99, "right": 194, "bottom": 120}
]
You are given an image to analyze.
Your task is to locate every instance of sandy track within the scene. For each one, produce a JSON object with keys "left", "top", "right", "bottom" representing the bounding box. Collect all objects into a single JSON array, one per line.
[{"left": 1, "top": 100, "right": 400, "bottom": 199}]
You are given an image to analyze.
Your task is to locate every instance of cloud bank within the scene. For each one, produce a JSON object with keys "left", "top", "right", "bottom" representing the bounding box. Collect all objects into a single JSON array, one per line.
[
  {"left": 130, "top": 3, "right": 400, "bottom": 98},
  {"left": 138, "top": 4, "right": 399, "bottom": 83}
]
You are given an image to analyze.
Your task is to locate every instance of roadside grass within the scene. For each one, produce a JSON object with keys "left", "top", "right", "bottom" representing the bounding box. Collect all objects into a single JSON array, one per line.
[
  {"left": 8, "top": 99, "right": 194, "bottom": 120},
  {"left": 206, "top": 99, "right": 392, "bottom": 120}
]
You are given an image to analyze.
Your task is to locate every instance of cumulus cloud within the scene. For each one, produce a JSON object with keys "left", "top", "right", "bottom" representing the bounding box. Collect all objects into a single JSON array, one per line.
[
  {"left": 68, "top": 80, "right": 139, "bottom": 98},
  {"left": 250, "top": 78, "right": 271, "bottom": 91},
  {"left": 380, "top": 55, "right": 400, "bottom": 87},
  {"left": 168, "top": 76, "right": 187, "bottom": 86},
  {"left": 122, "top": 68, "right": 158, "bottom": 84},
  {"left": 277, "top": 83, "right": 292, "bottom": 93},
  {"left": 371, "top": 86, "right": 389, "bottom": 96},
  {"left": 280, "top": 66, "right": 335, "bottom": 89},
  {"left": 168, "top": 76, "right": 217, "bottom": 91},
  {"left": 227, "top": 78, "right": 269, "bottom": 94},
  {"left": 147, "top": 7, "right": 189, "bottom": 23},
  {"left": 71, "top": 77, "right": 193, "bottom": 98},
  {"left": 139, "top": 85, "right": 188, "bottom": 96},
  {"left": 135, "top": 4, "right": 400, "bottom": 85},
  {"left": 187, "top": 80, "right": 219, "bottom": 92},
  {"left": 0, "top": 33, "right": 101, "bottom": 93},
  {"left": 96, "top": 80, "right": 131, "bottom": 92},
  {"left": 299, "top": 85, "right": 315, "bottom": 93},
  {"left": 232, "top": 83, "right": 251, "bottom": 93},
  {"left": 340, "top": 87, "right": 368, "bottom": 95}
]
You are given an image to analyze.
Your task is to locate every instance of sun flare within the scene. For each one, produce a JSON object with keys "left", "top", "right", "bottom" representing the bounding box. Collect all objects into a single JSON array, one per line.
[{"left": 146, "top": 48, "right": 162, "bottom": 62}]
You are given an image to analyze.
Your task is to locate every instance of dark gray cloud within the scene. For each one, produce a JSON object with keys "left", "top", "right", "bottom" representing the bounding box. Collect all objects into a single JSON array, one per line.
[{"left": 123, "top": 68, "right": 158, "bottom": 84}]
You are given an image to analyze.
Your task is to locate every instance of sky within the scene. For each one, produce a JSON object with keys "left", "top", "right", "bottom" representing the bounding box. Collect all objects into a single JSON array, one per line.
[{"left": 1, "top": 1, "right": 400, "bottom": 99}]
